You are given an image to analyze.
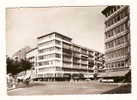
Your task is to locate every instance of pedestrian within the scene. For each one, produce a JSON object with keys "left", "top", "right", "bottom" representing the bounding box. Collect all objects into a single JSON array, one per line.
[
  {"left": 12, "top": 76, "right": 17, "bottom": 88},
  {"left": 25, "top": 77, "right": 30, "bottom": 86}
]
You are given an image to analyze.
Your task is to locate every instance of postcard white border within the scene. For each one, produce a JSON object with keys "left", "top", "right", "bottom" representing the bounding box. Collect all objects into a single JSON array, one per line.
[{"left": 0, "top": 0, "right": 137, "bottom": 100}]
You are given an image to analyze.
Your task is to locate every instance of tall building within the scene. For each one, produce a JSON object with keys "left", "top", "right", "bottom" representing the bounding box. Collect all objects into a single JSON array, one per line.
[
  {"left": 101, "top": 6, "right": 130, "bottom": 80},
  {"left": 26, "top": 47, "right": 38, "bottom": 79},
  {"left": 12, "top": 46, "right": 31, "bottom": 61},
  {"left": 27, "top": 32, "right": 104, "bottom": 81}
]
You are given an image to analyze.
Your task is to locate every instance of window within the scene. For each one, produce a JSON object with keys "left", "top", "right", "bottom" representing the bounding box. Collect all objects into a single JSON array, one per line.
[
  {"left": 81, "top": 49, "right": 87, "bottom": 54},
  {"left": 110, "top": 30, "right": 113, "bottom": 37},
  {"left": 110, "top": 19, "right": 113, "bottom": 26},
  {"left": 118, "top": 26, "right": 121, "bottom": 33},
  {"left": 38, "top": 47, "right": 55, "bottom": 53},
  {"left": 55, "top": 40, "right": 61, "bottom": 45},
  {"left": 63, "top": 42, "right": 71, "bottom": 49},
  {"left": 105, "top": 22, "right": 108, "bottom": 28},
  {"left": 43, "top": 61, "right": 49, "bottom": 65},
  {"left": 116, "top": 6, "right": 120, "bottom": 10},
  {"left": 38, "top": 40, "right": 54, "bottom": 47},
  {"left": 117, "top": 15, "right": 120, "bottom": 21},
  {"left": 118, "top": 62, "right": 120, "bottom": 67},
  {"left": 56, "top": 53, "right": 61, "bottom": 58},
  {"left": 115, "top": 27, "right": 118, "bottom": 34},
  {"left": 73, "top": 46, "right": 80, "bottom": 52},
  {"left": 113, "top": 6, "right": 117, "bottom": 12},
  {"left": 114, "top": 17, "right": 117, "bottom": 23},
  {"left": 121, "top": 62, "right": 124, "bottom": 67},
  {"left": 125, "top": 34, "right": 128, "bottom": 42},
  {"left": 120, "top": 24, "right": 124, "bottom": 32},
  {"left": 55, "top": 46, "right": 61, "bottom": 51},
  {"left": 39, "top": 56, "right": 44, "bottom": 60},
  {"left": 107, "top": 41, "right": 114, "bottom": 48},
  {"left": 54, "top": 60, "right": 61, "bottom": 65},
  {"left": 38, "top": 62, "right": 42, "bottom": 66}
]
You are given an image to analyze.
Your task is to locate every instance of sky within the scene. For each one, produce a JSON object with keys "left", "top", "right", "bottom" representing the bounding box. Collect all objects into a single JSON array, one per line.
[{"left": 6, "top": 6, "right": 106, "bottom": 57}]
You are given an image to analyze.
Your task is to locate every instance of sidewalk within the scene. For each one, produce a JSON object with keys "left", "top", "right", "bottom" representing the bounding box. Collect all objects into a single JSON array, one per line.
[
  {"left": 7, "top": 81, "right": 46, "bottom": 91},
  {"left": 7, "top": 82, "right": 27, "bottom": 91}
]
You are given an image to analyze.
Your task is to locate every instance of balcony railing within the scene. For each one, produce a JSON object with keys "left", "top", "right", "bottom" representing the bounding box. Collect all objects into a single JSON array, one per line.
[
  {"left": 105, "top": 16, "right": 128, "bottom": 32},
  {"left": 105, "top": 42, "right": 129, "bottom": 53},
  {"left": 105, "top": 30, "right": 129, "bottom": 43}
]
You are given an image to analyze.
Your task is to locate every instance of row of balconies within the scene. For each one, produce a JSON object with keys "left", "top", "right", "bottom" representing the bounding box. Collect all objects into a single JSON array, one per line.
[
  {"left": 63, "top": 45, "right": 102, "bottom": 57},
  {"left": 63, "top": 61, "right": 95, "bottom": 67},
  {"left": 105, "top": 55, "right": 128, "bottom": 63},
  {"left": 63, "top": 52, "right": 99, "bottom": 60},
  {"left": 61, "top": 67, "right": 94, "bottom": 73},
  {"left": 105, "top": 6, "right": 128, "bottom": 21},
  {"left": 105, "top": 42, "right": 129, "bottom": 53},
  {"left": 104, "top": 64, "right": 129, "bottom": 70},
  {"left": 105, "top": 16, "right": 128, "bottom": 32},
  {"left": 105, "top": 29, "right": 129, "bottom": 43},
  {"left": 63, "top": 59, "right": 88, "bottom": 64}
]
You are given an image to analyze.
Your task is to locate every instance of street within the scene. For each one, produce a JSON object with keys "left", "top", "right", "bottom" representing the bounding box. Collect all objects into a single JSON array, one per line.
[{"left": 7, "top": 81, "right": 131, "bottom": 95}]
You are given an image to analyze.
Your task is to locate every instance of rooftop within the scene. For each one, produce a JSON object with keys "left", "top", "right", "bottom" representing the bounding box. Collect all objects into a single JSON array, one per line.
[
  {"left": 101, "top": 6, "right": 114, "bottom": 15},
  {"left": 37, "top": 32, "right": 72, "bottom": 41}
]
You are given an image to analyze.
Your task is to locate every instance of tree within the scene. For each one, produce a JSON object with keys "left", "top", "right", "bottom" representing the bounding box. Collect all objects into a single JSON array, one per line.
[
  {"left": 20, "top": 59, "right": 33, "bottom": 72},
  {"left": 7, "top": 57, "right": 33, "bottom": 75},
  {"left": 7, "top": 57, "right": 20, "bottom": 75},
  {"left": 7, "top": 57, "right": 14, "bottom": 74}
]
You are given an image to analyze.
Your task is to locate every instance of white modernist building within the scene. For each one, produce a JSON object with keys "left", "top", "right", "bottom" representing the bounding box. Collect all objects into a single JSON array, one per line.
[
  {"left": 26, "top": 32, "right": 104, "bottom": 81},
  {"left": 26, "top": 47, "right": 38, "bottom": 79}
]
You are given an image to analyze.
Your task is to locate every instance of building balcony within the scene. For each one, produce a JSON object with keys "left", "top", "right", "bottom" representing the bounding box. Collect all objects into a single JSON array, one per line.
[
  {"left": 38, "top": 37, "right": 55, "bottom": 44},
  {"left": 63, "top": 52, "right": 72, "bottom": 57},
  {"left": 88, "top": 54, "right": 94, "bottom": 58},
  {"left": 63, "top": 48, "right": 72, "bottom": 54},
  {"left": 105, "top": 42, "right": 129, "bottom": 53},
  {"left": 73, "top": 49, "right": 80, "bottom": 53},
  {"left": 88, "top": 66, "right": 94, "bottom": 70},
  {"left": 81, "top": 65, "right": 88, "bottom": 69},
  {"left": 62, "top": 46, "right": 71, "bottom": 50},
  {"left": 73, "top": 54, "right": 81, "bottom": 58},
  {"left": 106, "top": 55, "right": 128, "bottom": 63},
  {"left": 38, "top": 44, "right": 61, "bottom": 50},
  {"left": 73, "top": 61, "right": 80, "bottom": 65},
  {"left": 73, "top": 64, "right": 80, "bottom": 69},
  {"left": 81, "top": 63, "right": 88, "bottom": 66},
  {"left": 63, "top": 58, "right": 72, "bottom": 63},
  {"left": 37, "top": 57, "right": 61, "bottom": 62},
  {"left": 105, "top": 29, "right": 129, "bottom": 43},
  {"left": 105, "top": 6, "right": 128, "bottom": 21},
  {"left": 81, "top": 54, "right": 88, "bottom": 58},
  {"left": 105, "top": 16, "right": 128, "bottom": 32},
  {"left": 62, "top": 64, "right": 72, "bottom": 68},
  {"left": 38, "top": 50, "right": 61, "bottom": 56}
]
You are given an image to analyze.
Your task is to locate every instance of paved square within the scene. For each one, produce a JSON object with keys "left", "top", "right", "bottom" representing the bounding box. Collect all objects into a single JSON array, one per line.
[{"left": 7, "top": 81, "right": 131, "bottom": 95}]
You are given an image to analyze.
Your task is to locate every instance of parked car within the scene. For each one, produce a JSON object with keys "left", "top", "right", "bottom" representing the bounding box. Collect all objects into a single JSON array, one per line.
[{"left": 99, "top": 78, "right": 114, "bottom": 83}]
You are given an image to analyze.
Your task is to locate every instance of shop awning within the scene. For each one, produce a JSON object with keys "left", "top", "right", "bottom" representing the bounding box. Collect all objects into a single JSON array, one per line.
[{"left": 98, "top": 70, "right": 130, "bottom": 78}]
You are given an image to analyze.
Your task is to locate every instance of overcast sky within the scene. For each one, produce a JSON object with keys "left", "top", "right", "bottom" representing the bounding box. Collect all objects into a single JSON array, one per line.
[{"left": 6, "top": 6, "right": 106, "bottom": 57}]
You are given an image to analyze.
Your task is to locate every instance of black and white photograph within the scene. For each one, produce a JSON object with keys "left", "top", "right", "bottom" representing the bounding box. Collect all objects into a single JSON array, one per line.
[{"left": 6, "top": 6, "right": 131, "bottom": 95}]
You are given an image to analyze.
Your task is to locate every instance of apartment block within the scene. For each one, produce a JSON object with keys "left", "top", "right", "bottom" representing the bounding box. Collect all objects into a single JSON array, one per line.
[
  {"left": 101, "top": 5, "right": 130, "bottom": 79},
  {"left": 27, "top": 32, "right": 104, "bottom": 80},
  {"left": 26, "top": 47, "right": 38, "bottom": 79}
]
